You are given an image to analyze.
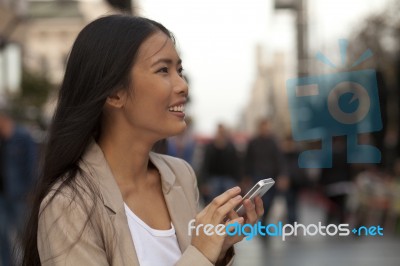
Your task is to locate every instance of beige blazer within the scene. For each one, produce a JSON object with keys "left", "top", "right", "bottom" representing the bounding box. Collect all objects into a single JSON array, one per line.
[{"left": 37, "top": 141, "right": 234, "bottom": 265}]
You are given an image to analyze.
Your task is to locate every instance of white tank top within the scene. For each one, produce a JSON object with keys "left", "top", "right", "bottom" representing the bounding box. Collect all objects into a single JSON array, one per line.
[{"left": 124, "top": 203, "right": 182, "bottom": 266}]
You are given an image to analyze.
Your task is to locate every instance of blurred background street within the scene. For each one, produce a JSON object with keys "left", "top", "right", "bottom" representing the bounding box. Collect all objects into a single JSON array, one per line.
[
  {"left": 2, "top": 0, "right": 400, "bottom": 265},
  {"left": 234, "top": 192, "right": 400, "bottom": 266}
]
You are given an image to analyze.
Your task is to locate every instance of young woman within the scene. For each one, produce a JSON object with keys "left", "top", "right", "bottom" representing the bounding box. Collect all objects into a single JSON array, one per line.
[{"left": 21, "top": 15, "right": 263, "bottom": 266}]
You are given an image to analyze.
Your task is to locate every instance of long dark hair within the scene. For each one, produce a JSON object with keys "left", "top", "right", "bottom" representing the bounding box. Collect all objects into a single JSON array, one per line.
[{"left": 21, "top": 15, "right": 172, "bottom": 265}]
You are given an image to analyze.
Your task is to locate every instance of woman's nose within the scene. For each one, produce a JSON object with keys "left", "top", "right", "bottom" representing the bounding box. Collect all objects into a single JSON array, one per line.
[{"left": 174, "top": 75, "right": 189, "bottom": 96}]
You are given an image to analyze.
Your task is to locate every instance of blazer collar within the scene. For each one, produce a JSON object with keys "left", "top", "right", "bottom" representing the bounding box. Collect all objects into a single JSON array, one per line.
[
  {"left": 149, "top": 152, "right": 193, "bottom": 250},
  {"left": 80, "top": 140, "right": 176, "bottom": 213},
  {"left": 80, "top": 140, "right": 192, "bottom": 252}
]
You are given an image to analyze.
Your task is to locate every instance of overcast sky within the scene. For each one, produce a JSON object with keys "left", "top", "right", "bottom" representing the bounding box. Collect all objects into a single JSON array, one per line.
[{"left": 136, "top": 0, "right": 390, "bottom": 135}]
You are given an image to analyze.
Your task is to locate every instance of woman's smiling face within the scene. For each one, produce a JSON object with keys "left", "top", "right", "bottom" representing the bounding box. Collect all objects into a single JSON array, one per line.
[{"left": 121, "top": 31, "right": 189, "bottom": 140}]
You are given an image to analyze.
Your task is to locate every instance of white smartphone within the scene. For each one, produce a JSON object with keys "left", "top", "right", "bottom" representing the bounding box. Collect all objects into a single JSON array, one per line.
[{"left": 234, "top": 178, "right": 275, "bottom": 216}]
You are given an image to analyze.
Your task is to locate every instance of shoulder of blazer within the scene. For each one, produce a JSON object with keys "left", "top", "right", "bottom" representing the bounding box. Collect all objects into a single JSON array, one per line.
[
  {"left": 150, "top": 152, "right": 199, "bottom": 207},
  {"left": 151, "top": 152, "right": 196, "bottom": 186}
]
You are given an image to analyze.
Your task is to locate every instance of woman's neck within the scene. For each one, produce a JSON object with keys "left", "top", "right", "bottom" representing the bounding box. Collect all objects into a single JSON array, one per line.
[{"left": 97, "top": 132, "right": 156, "bottom": 188}]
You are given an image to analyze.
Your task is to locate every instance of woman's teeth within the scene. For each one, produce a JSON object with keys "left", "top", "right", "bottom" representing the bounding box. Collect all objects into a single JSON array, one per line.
[{"left": 169, "top": 105, "right": 184, "bottom": 112}]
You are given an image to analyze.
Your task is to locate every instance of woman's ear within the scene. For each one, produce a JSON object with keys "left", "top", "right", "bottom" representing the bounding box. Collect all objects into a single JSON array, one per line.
[{"left": 105, "top": 90, "right": 127, "bottom": 108}]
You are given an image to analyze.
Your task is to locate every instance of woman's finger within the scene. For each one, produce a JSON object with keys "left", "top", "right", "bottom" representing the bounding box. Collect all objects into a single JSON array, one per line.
[
  {"left": 243, "top": 199, "right": 257, "bottom": 223},
  {"left": 254, "top": 196, "right": 264, "bottom": 218},
  {"left": 208, "top": 186, "right": 241, "bottom": 214},
  {"left": 211, "top": 194, "right": 243, "bottom": 223},
  {"left": 227, "top": 209, "right": 239, "bottom": 220},
  {"left": 224, "top": 217, "right": 245, "bottom": 243},
  {"left": 225, "top": 217, "right": 244, "bottom": 233}
]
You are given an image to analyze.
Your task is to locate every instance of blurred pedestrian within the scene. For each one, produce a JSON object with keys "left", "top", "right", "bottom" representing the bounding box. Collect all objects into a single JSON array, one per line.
[
  {"left": 0, "top": 110, "right": 37, "bottom": 265},
  {"left": 244, "top": 119, "right": 289, "bottom": 224},
  {"left": 20, "top": 15, "right": 263, "bottom": 266},
  {"left": 320, "top": 136, "right": 352, "bottom": 224},
  {"left": 281, "top": 136, "right": 309, "bottom": 224},
  {"left": 167, "top": 116, "right": 197, "bottom": 166},
  {"left": 201, "top": 124, "right": 241, "bottom": 204}
]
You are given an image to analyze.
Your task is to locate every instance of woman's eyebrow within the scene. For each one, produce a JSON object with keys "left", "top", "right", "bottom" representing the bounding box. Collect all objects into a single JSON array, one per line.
[{"left": 151, "top": 58, "right": 182, "bottom": 67}]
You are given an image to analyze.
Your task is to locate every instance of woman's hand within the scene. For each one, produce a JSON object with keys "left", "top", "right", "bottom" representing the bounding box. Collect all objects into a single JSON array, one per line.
[
  {"left": 190, "top": 187, "right": 264, "bottom": 265},
  {"left": 190, "top": 187, "right": 244, "bottom": 264},
  {"left": 217, "top": 196, "right": 264, "bottom": 263}
]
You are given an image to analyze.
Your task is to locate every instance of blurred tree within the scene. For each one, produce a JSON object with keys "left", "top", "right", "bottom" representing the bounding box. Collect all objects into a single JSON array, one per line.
[
  {"left": 351, "top": 0, "right": 400, "bottom": 167},
  {"left": 9, "top": 68, "right": 53, "bottom": 123},
  {"left": 20, "top": 69, "right": 52, "bottom": 107},
  {"left": 105, "top": 0, "right": 133, "bottom": 13}
]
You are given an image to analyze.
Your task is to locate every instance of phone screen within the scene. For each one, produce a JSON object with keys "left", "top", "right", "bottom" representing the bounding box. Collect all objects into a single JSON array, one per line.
[{"left": 233, "top": 178, "right": 275, "bottom": 216}]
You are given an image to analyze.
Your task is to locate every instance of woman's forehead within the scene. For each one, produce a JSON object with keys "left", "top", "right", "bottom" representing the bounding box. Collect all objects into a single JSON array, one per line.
[{"left": 136, "top": 31, "right": 178, "bottom": 64}]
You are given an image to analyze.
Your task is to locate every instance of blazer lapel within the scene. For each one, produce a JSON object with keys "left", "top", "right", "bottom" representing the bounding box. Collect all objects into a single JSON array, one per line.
[
  {"left": 164, "top": 186, "right": 193, "bottom": 251},
  {"left": 81, "top": 141, "right": 140, "bottom": 265},
  {"left": 112, "top": 210, "right": 140, "bottom": 265},
  {"left": 81, "top": 141, "right": 195, "bottom": 263},
  {"left": 150, "top": 152, "right": 194, "bottom": 252}
]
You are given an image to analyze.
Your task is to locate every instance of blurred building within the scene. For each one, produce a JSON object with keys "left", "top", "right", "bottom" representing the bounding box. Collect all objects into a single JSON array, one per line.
[
  {"left": 23, "top": 0, "right": 85, "bottom": 84},
  {"left": 22, "top": 0, "right": 119, "bottom": 84},
  {"left": 0, "top": 0, "right": 27, "bottom": 40},
  {"left": 1, "top": 0, "right": 136, "bottom": 86},
  {"left": 239, "top": 45, "right": 269, "bottom": 135},
  {"left": 0, "top": 0, "right": 131, "bottom": 120},
  {"left": 0, "top": 0, "right": 27, "bottom": 99},
  {"left": 240, "top": 45, "right": 291, "bottom": 136}
]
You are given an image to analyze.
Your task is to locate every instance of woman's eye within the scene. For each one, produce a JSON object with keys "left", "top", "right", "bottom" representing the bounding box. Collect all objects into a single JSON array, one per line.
[
  {"left": 178, "top": 67, "right": 184, "bottom": 76},
  {"left": 157, "top": 67, "right": 168, "bottom": 73}
]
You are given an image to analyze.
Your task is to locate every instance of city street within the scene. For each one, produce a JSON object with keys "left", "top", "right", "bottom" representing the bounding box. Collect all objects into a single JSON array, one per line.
[{"left": 234, "top": 195, "right": 400, "bottom": 266}]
